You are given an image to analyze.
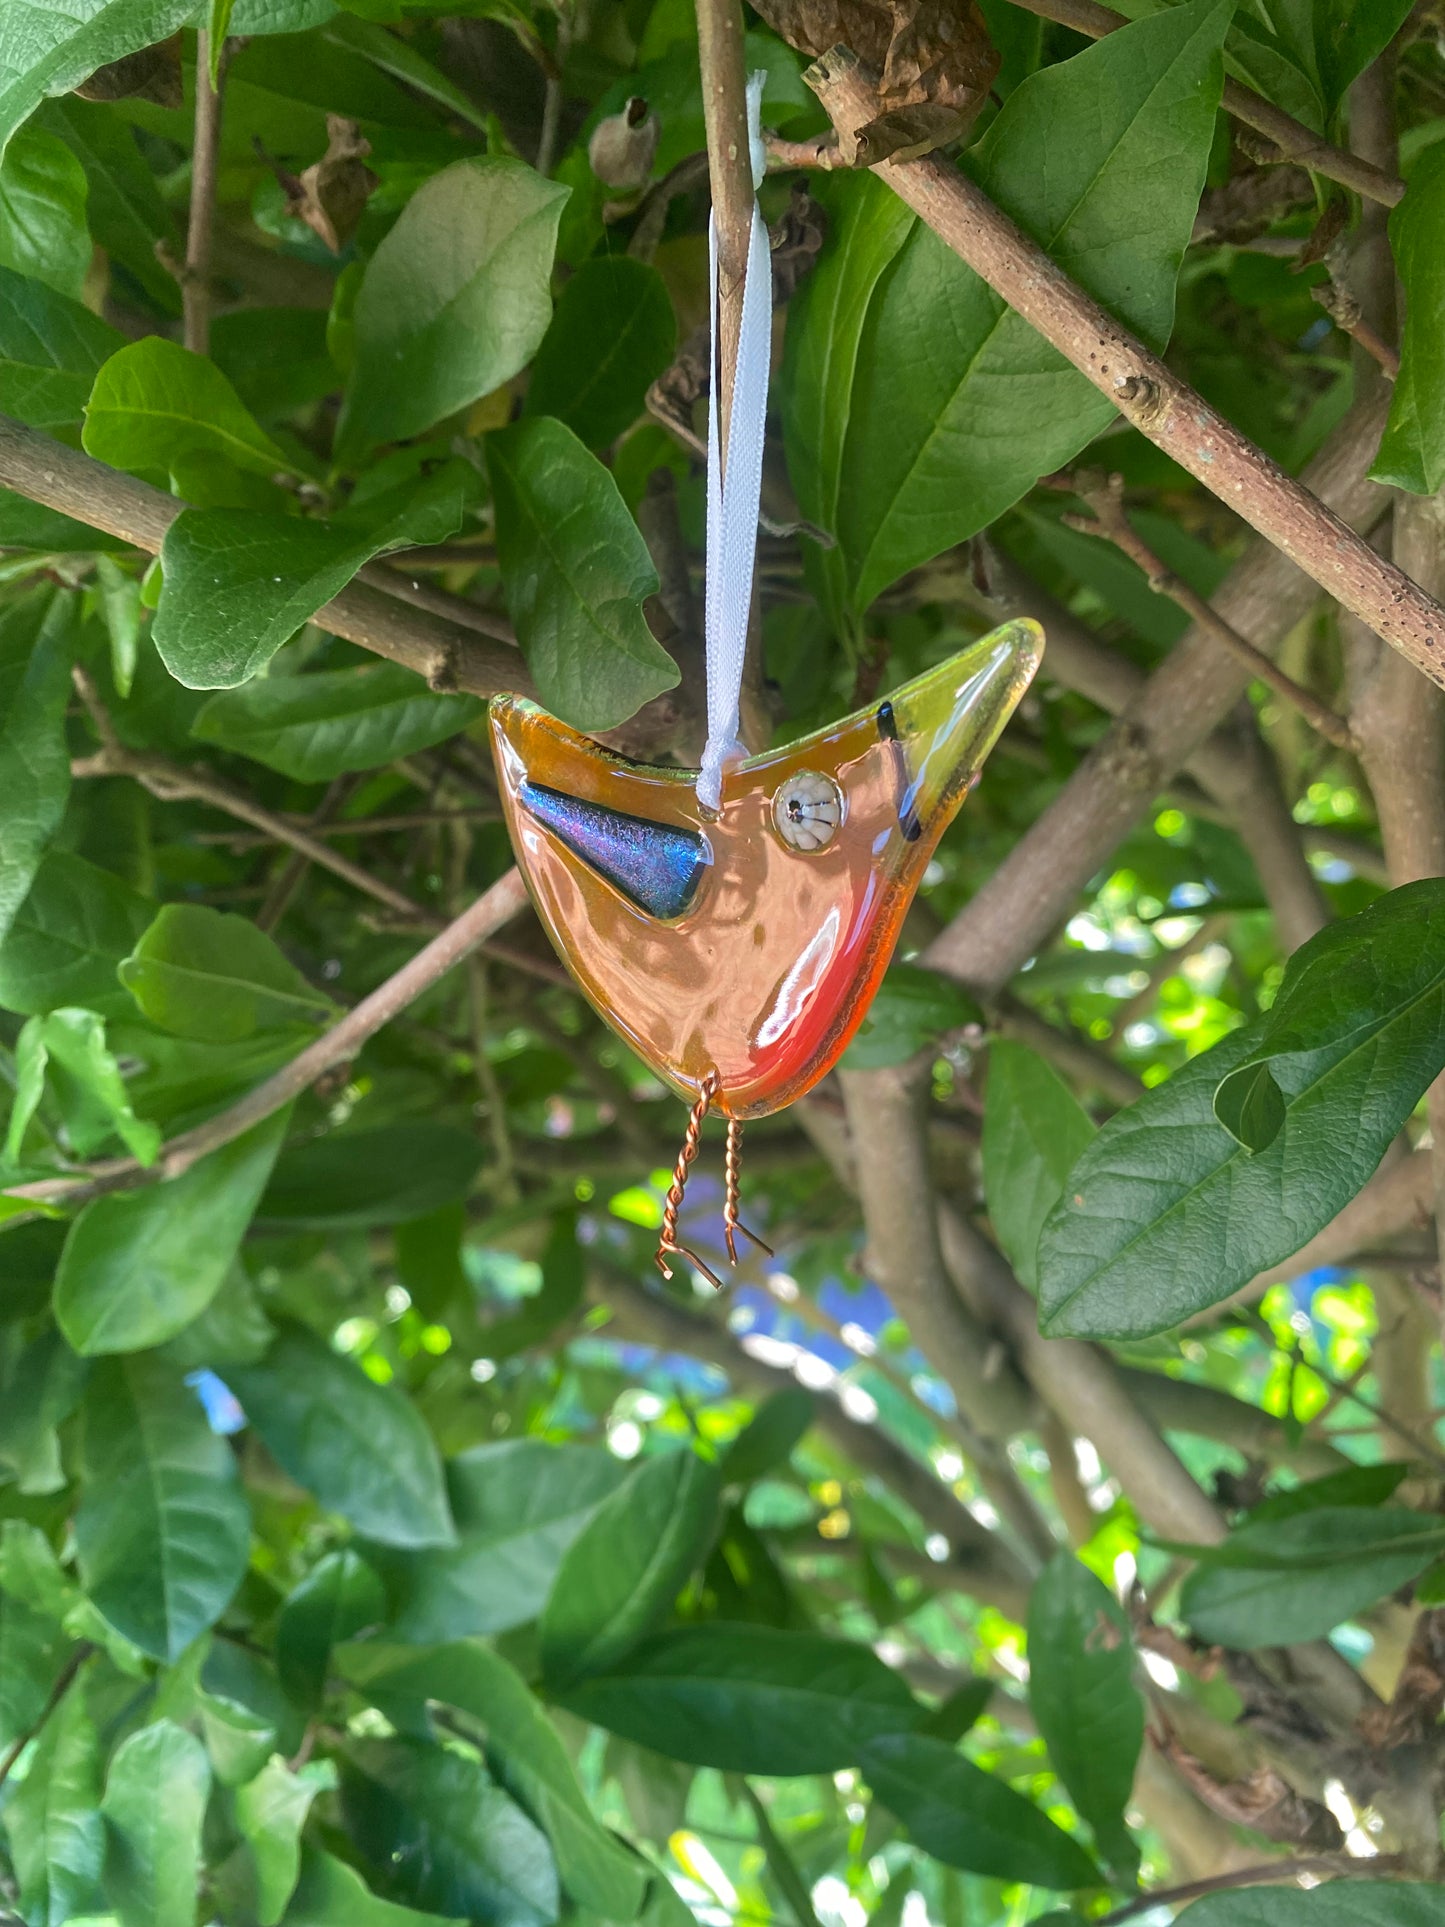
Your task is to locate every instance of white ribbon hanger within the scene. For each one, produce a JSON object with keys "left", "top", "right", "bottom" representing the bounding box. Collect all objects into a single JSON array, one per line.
[{"left": 696, "top": 69, "right": 771, "bottom": 815}]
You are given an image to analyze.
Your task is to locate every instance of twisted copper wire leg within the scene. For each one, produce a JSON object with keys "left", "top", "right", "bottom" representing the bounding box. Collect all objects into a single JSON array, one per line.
[
  {"left": 655, "top": 1070, "right": 725, "bottom": 1292},
  {"left": 724, "top": 1117, "right": 773, "bottom": 1266}
]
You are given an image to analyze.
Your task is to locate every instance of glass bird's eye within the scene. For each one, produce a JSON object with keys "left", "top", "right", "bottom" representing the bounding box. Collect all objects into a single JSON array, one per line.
[{"left": 772, "top": 771, "right": 844, "bottom": 852}]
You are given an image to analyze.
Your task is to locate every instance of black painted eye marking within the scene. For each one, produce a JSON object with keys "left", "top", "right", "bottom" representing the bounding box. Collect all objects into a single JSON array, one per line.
[
  {"left": 876, "top": 700, "right": 921, "bottom": 841},
  {"left": 519, "top": 782, "right": 707, "bottom": 919}
]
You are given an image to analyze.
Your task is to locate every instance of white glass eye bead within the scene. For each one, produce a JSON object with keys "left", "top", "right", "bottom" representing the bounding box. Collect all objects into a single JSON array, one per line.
[{"left": 772, "top": 770, "right": 844, "bottom": 851}]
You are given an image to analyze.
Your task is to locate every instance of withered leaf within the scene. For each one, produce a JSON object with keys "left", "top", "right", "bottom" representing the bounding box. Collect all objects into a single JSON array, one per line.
[
  {"left": 751, "top": 0, "right": 997, "bottom": 161},
  {"left": 1155, "top": 1731, "right": 1344, "bottom": 1852},
  {"left": 74, "top": 38, "right": 183, "bottom": 109}
]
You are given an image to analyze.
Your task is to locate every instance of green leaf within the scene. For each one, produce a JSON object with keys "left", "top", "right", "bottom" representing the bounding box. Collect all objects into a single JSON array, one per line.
[
  {"left": 561, "top": 1625, "right": 923, "bottom": 1773},
  {"left": 284, "top": 1847, "right": 466, "bottom": 1926},
  {"left": 1370, "top": 143, "right": 1445, "bottom": 495},
  {"left": 100, "top": 1720, "right": 211, "bottom": 1927},
  {"left": 340, "top": 1738, "right": 560, "bottom": 1927},
  {"left": 161, "top": 1261, "right": 275, "bottom": 1371},
  {"left": 236, "top": 1757, "right": 333, "bottom": 1927},
  {"left": 720, "top": 1388, "right": 816, "bottom": 1484},
  {"left": 338, "top": 157, "right": 568, "bottom": 459},
  {"left": 38, "top": 97, "right": 181, "bottom": 316},
  {"left": 526, "top": 255, "right": 676, "bottom": 450},
  {"left": 120, "top": 903, "right": 335, "bottom": 1042},
  {"left": 982, "top": 1041, "right": 1096, "bottom": 1290},
  {"left": 0, "top": 1583, "right": 69, "bottom": 1751},
  {"left": 0, "top": 588, "right": 74, "bottom": 950},
  {"left": 1180, "top": 1508, "right": 1445, "bottom": 1649},
  {"left": 154, "top": 465, "right": 471, "bottom": 687},
  {"left": 2, "top": 1679, "right": 105, "bottom": 1927},
  {"left": 322, "top": 13, "right": 489, "bottom": 132},
  {"left": 8, "top": 1007, "right": 161, "bottom": 1166},
  {"left": 540, "top": 1449, "right": 720, "bottom": 1686},
  {"left": 55, "top": 1109, "right": 290, "bottom": 1355},
  {"left": 841, "top": 961, "right": 983, "bottom": 1071},
  {"left": 277, "top": 1548, "right": 386, "bottom": 1711},
  {"left": 200, "top": 1688, "right": 278, "bottom": 1786},
  {"left": 1039, "top": 881, "right": 1445, "bottom": 1338},
  {"left": 385, "top": 1438, "right": 629, "bottom": 1642},
  {"left": 96, "top": 552, "right": 141, "bottom": 695},
  {"left": 338, "top": 1640, "right": 649, "bottom": 1922},
  {"left": 858, "top": 1731, "right": 1100, "bottom": 1892},
  {"left": 75, "top": 1354, "right": 253, "bottom": 1658},
  {"left": 194, "top": 662, "right": 482, "bottom": 779},
  {"left": 227, "top": 1321, "right": 457, "bottom": 1548},
  {"left": 1211, "top": 1056, "right": 1286, "bottom": 1153},
  {"left": 0, "top": 0, "right": 200, "bottom": 157},
  {"left": 788, "top": 0, "right": 1230, "bottom": 613},
  {"left": 489, "top": 415, "right": 675, "bottom": 731},
  {"left": 83, "top": 336, "right": 291, "bottom": 483},
  {"left": 0, "top": 1325, "right": 88, "bottom": 1495},
  {"left": 1027, "top": 1554, "right": 1141, "bottom": 1877},
  {"left": 259, "top": 1122, "right": 483, "bottom": 1228},
  {"left": 1225, "top": 0, "right": 1415, "bottom": 133},
  {"left": 0, "top": 261, "right": 121, "bottom": 430},
  {"left": 1176, "top": 1885, "right": 1445, "bottom": 1927},
  {"left": 1243, "top": 1462, "right": 1409, "bottom": 1525},
  {"left": 0, "top": 128, "right": 90, "bottom": 299}
]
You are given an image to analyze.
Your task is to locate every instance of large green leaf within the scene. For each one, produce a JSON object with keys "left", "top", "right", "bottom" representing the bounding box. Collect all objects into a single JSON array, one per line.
[
  {"left": 339, "top": 1641, "right": 649, "bottom": 1922},
  {"left": 193, "top": 662, "right": 482, "bottom": 779},
  {"left": 0, "top": 262, "right": 121, "bottom": 430},
  {"left": 338, "top": 157, "right": 568, "bottom": 459},
  {"left": 236, "top": 1757, "right": 332, "bottom": 1927},
  {"left": 1027, "top": 1554, "right": 1141, "bottom": 1877},
  {"left": 526, "top": 255, "right": 676, "bottom": 451},
  {"left": 340, "top": 1738, "right": 560, "bottom": 1927},
  {"left": 0, "top": 589, "right": 74, "bottom": 952},
  {"left": 100, "top": 1720, "right": 211, "bottom": 1927},
  {"left": 83, "top": 336, "right": 291, "bottom": 481},
  {"left": 120, "top": 903, "right": 335, "bottom": 1043},
  {"left": 259, "top": 1121, "right": 482, "bottom": 1228},
  {"left": 489, "top": 416, "right": 676, "bottom": 731},
  {"left": 38, "top": 96, "right": 180, "bottom": 315},
  {"left": 75, "top": 1354, "right": 253, "bottom": 1659},
  {"left": 0, "top": 0, "right": 200, "bottom": 157},
  {"left": 153, "top": 465, "right": 471, "bottom": 687},
  {"left": 1180, "top": 1508, "right": 1445, "bottom": 1649},
  {"left": 785, "top": 0, "right": 1230, "bottom": 615},
  {"left": 385, "top": 1439, "right": 629, "bottom": 1642},
  {"left": 55, "top": 1110, "right": 290, "bottom": 1355},
  {"left": 858, "top": 1732, "right": 1100, "bottom": 1892},
  {"left": 277, "top": 1548, "right": 386, "bottom": 1712},
  {"left": 0, "top": 1583, "right": 68, "bottom": 1751},
  {"left": 982, "top": 1041, "right": 1097, "bottom": 1289},
  {"left": 2, "top": 1680, "right": 105, "bottom": 1927},
  {"left": 0, "top": 129, "right": 90, "bottom": 299},
  {"left": 1370, "top": 143, "right": 1445, "bottom": 496},
  {"left": 1177, "top": 1885, "right": 1445, "bottom": 1926},
  {"left": 1225, "top": 0, "right": 1415, "bottom": 134},
  {"left": 1039, "top": 882, "right": 1445, "bottom": 1338},
  {"left": 720, "top": 1387, "right": 816, "bottom": 1484},
  {"left": 561, "top": 1625, "right": 923, "bottom": 1773},
  {"left": 227, "top": 1322, "right": 456, "bottom": 1548},
  {"left": 284, "top": 1847, "right": 466, "bottom": 1927},
  {"left": 539, "top": 1448, "right": 720, "bottom": 1686},
  {"left": 7, "top": 1006, "right": 161, "bottom": 1166}
]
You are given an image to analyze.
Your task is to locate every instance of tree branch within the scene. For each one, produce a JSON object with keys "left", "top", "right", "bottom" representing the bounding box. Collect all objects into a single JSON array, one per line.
[
  {"left": 3, "top": 868, "right": 530, "bottom": 1209},
  {"left": 996, "top": 0, "right": 1405, "bottom": 209},
  {"left": 1100, "top": 1855, "right": 1405, "bottom": 1924},
  {"left": 0, "top": 417, "right": 527, "bottom": 700},
  {"left": 183, "top": 31, "right": 228, "bottom": 355},
  {"left": 805, "top": 50, "right": 1445, "bottom": 686},
  {"left": 923, "top": 390, "right": 1392, "bottom": 996},
  {"left": 696, "top": 0, "right": 755, "bottom": 463}
]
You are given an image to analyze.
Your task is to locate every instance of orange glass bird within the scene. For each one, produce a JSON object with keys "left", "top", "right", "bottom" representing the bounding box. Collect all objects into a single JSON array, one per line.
[{"left": 489, "top": 617, "right": 1043, "bottom": 1288}]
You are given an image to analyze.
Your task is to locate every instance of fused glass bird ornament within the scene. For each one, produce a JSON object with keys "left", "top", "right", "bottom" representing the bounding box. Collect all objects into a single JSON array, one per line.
[{"left": 488, "top": 617, "right": 1043, "bottom": 1286}]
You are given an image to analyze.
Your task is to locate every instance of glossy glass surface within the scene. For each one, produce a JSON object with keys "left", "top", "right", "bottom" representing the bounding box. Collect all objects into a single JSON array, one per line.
[{"left": 490, "top": 619, "right": 1044, "bottom": 1119}]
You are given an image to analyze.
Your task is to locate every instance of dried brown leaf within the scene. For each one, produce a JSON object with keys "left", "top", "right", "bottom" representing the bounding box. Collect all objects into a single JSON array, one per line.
[
  {"left": 75, "top": 37, "right": 183, "bottom": 108},
  {"left": 1155, "top": 1730, "right": 1344, "bottom": 1852},
  {"left": 287, "top": 114, "right": 379, "bottom": 255}
]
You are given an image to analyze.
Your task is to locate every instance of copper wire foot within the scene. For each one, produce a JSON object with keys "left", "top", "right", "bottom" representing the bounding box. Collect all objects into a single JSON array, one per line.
[
  {"left": 724, "top": 1117, "right": 773, "bottom": 1266},
  {"left": 655, "top": 1071, "right": 726, "bottom": 1291}
]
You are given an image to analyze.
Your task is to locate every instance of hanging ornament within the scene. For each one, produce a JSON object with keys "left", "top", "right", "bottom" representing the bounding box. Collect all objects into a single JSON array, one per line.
[{"left": 491, "top": 75, "right": 1044, "bottom": 1287}]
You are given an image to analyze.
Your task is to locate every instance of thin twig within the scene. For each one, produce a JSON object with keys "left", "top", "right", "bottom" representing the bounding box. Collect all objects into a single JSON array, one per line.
[
  {"left": 193, "top": 807, "right": 502, "bottom": 848},
  {"left": 257, "top": 774, "right": 356, "bottom": 933},
  {"left": 696, "top": 0, "right": 756, "bottom": 463},
  {"left": 0, "top": 416, "right": 527, "bottom": 701},
  {"left": 0, "top": 1647, "right": 93, "bottom": 1792},
  {"left": 4, "top": 869, "right": 530, "bottom": 1208},
  {"left": 764, "top": 129, "right": 850, "bottom": 170},
  {"left": 184, "top": 32, "right": 228, "bottom": 355},
  {"left": 1060, "top": 471, "right": 1357, "bottom": 753},
  {"left": 1311, "top": 280, "right": 1400, "bottom": 380},
  {"left": 996, "top": 0, "right": 1404, "bottom": 208},
  {"left": 1100, "top": 1854, "right": 1405, "bottom": 1923},
  {"left": 806, "top": 48, "right": 1445, "bottom": 690}
]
